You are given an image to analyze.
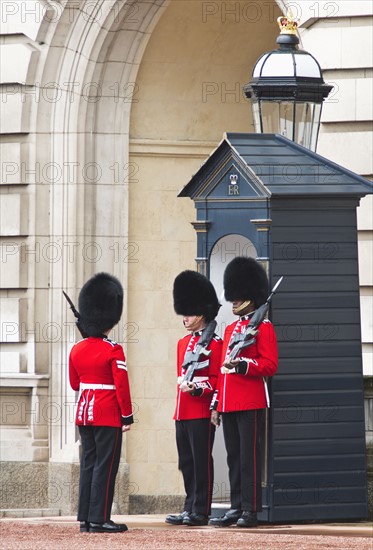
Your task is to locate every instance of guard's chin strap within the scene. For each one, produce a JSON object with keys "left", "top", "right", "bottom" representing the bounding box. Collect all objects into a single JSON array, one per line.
[
  {"left": 184, "top": 315, "right": 205, "bottom": 332},
  {"left": 235, "top": 300, "right": 252, "bottom": 314}
]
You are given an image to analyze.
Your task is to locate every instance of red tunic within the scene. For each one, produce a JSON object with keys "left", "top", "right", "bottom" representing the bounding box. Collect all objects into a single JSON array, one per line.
[
  {"left": 173, "top": 333, "right": 222, "bottom": 421},
  {"left": 69, "top": 337, "right": 133, "bottom": 427},
  {"left": 215, "top": 317, "right": 278, "bottom": 413}
]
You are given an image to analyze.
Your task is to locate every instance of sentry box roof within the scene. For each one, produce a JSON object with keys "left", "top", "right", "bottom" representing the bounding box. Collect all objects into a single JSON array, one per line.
[{"left": 179, "top": 133, "right": 373, "bottom": 199}]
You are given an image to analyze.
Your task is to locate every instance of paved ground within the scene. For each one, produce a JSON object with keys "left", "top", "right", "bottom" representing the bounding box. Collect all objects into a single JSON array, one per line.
[{"left": 0, "top": 515, "right": 372, "bottom": 550}]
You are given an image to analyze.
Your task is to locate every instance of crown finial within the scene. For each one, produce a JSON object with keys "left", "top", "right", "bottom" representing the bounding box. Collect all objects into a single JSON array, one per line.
[{"left": 277, "top": 9, "right": 299, "bottom": 35}]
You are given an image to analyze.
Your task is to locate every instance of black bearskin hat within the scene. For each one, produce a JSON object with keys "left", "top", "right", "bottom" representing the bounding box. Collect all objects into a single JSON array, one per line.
[
  {"left": 173, "top": 270, "right": 220, "bottom": 322},
  {"left": 78, "top": 272, "right": 123, "bottom": 337},
  {"left": 224, "top": 257, "right": 269, "bottom": 307}
]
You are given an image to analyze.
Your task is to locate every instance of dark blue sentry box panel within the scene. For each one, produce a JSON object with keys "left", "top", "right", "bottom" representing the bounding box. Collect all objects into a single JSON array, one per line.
[{"left": 179, "top": 133, "right": 373, "bottom": 522}]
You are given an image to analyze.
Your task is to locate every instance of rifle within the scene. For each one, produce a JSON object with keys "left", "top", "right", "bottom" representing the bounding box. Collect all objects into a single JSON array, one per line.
[
  {"left": 223, "top": 276, "right": 283, "bottom": 373},
  {"left": 62, "top": 290, "right": 88, "bottom": 339},
  {"left": 178, "top": 319, "right": 217, "bottom": 387}
]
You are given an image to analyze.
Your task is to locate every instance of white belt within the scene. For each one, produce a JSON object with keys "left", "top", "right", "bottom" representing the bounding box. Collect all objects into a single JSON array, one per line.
[{"left": 80, "top": 383, "right": 116, "bottom": 390}]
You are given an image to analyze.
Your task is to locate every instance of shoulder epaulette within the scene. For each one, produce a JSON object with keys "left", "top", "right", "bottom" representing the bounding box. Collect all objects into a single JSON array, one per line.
[{"left": 103, "top": 337, "right": 118, "bottom": 347}]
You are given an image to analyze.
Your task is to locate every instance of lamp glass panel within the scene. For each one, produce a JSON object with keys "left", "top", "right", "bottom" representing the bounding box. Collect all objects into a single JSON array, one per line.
[
  {"left": 294, "top": 102, "right": 322, "bottom": 151},
  {"left": 251, "top": 100, "right": 262, "bottom": 132},
  {"left": 278, "top": 102, "right": 295, "bottom": 140},
  {"left": 310, "top": 103, "right": 322, "bottom": 151},
  {"left": 258, "top": 100, "right": 322, "bottom": 151},
  {"left": 293, "top": 54, "right": 321, "bottom": 78},
  {"left": 259, "top": 101, "right": 293, "bottom": 136},
  {"left": 252, "top": 53, "right": 270, "bottom": 78},
  {"left": 260, "top": 53, "right": 294, "bottom": 77}
]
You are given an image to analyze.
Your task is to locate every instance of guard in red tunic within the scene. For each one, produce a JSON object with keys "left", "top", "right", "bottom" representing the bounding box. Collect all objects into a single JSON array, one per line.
[
  {"left": 209, "top": 257, "right": 278, "bottom": 528},
  {"left": 165, "top": 270, "right": 223, "bottom": 527},
  {"left": 68, "top": 273, "right": 133, "bottom": 534}
]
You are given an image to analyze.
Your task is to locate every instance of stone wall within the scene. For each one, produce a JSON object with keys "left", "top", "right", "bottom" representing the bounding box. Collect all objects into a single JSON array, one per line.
[{"left": 0, "top": 461, "right": 130, "bottom": 516}]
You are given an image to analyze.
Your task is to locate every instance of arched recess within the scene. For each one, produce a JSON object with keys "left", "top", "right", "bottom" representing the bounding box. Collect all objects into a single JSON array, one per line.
[
  {"left": 209, "top": 234, "right": 257, "bottom": 501},
  {"left": 210, "top": 234, "right": 257, "bottom": 336},
  {"left": 124, "top": 0, "right": 280, "bottom": 505},
  {"left": 32, "top": 0, "right": 170, "bottom": 462}
]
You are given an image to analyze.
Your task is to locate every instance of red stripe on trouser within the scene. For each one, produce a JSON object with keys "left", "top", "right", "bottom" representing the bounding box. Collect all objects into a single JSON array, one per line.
[
  {"left": 252, "top": 410, "right": 257, "bottom": 512},
  {"left": 104, "top": 429, "right": 119, "bottom": 520},
  {"left": 206, "top": 422, "right": 212, "bottom": 514}
]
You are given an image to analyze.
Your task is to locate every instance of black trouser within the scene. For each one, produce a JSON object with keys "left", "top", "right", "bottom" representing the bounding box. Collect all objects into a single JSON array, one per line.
[
  {"left": 175, "top": 418, "right": 215, "bottom": 515},
  {"left": 78, "top": 425, "right": 122, "bottom": 523},
  {"left": 222, "top": 409, "right": 264, "bottom": 513}
]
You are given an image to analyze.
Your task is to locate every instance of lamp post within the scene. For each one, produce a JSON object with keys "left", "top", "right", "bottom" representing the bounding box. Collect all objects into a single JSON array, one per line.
[{"left": 244, "top": 11, "right": 333, "bottom": 151}]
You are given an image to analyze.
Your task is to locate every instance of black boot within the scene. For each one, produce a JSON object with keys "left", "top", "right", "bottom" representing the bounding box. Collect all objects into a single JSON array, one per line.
[
  {"left": 165, "top": 511, "right": 190, "bottom": 525},
  {"left": 89, "top": 520, "right": 128, "bottom": 533},
  {"left": 208, "top": 509, "right": 242, "bottom": 527},
  {"left": 237, "top": 511, "right": 258, "bottom": 528},
  {"left": 183, "top": 513, "right": 209, "bottom": 526},
  {"left": 79, "top": 521, "right": 89, "bottom": 533}
]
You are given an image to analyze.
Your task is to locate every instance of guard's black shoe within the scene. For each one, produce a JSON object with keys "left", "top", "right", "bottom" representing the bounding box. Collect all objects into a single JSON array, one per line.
[
  {"left": 183, "top": 512, "right": 209, "bottom": 526},
  {"left": 208, "top": 509, "right": 242, "bottom": 527},
  {"left": 165, "top": 511, "right": 190, "bottom": 525},
  {"left": 237, "top": 511, "right": 258, "bottom": 528},
  {"left": 89, "top": 520, "right": 128, "bottom": 533},
  {"left": 79, "top": 521, "right": 89, "bottom": 532}
]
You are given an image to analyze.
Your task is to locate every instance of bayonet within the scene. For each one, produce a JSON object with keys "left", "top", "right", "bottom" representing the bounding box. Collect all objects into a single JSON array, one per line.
[{"left": 63, "top": 290, "right": 88, "bottom": 338}]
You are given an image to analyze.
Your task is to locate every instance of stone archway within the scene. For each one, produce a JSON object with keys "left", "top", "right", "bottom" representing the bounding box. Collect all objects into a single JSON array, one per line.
[{"left": 39, "top": 1, "right": 170, "bottom": 467}]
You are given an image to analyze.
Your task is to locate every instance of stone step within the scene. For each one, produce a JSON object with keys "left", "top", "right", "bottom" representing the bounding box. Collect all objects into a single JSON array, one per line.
[{"left": 0, "top": 509, "right": 61, "bottom": 518}]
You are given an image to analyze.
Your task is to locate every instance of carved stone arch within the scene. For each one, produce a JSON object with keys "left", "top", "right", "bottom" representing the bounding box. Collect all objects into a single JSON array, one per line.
[{"left": 31, "top": 0, "right": 170, "bottom": 462}]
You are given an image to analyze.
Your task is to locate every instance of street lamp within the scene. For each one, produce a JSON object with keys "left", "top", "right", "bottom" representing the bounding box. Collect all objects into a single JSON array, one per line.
[{"left": 244, "top": 11, "right": 333, "bottom": 151}]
